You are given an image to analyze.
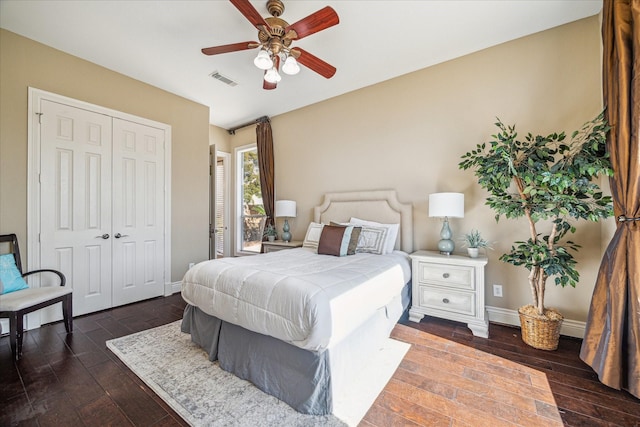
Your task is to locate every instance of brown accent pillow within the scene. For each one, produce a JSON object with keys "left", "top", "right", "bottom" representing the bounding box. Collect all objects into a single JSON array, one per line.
[
  {"left": 318, "top": 225, "right": 353, "bottom": 257},
  {"left": 329, "top": 222, "right": 361, "bottom": 255}
]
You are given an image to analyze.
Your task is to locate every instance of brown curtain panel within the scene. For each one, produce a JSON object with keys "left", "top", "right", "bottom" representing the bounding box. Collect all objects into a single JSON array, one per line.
[
  {"left": 580, "top": 0, "right": 640, "bottom": 399},
  {"left": 256, "top": 118, "right": 275, "bottom": 251}
]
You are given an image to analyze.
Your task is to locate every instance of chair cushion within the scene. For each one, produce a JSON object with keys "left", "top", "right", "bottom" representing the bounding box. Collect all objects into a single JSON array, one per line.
[
  {"left": 0, "top": 254, "right": 28, "bottom": 294},
  {"left": 0, "top": 286, "right": 72, "bottom": 311}
]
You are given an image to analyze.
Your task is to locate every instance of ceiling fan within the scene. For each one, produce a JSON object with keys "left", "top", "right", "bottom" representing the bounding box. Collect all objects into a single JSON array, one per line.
[{"left": 202, "top": 0, "right": 339, "bottom": 90}]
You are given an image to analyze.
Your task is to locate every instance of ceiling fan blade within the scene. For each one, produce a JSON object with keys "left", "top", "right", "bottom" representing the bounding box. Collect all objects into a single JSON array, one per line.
[
  {"left": 263, "top": 76, "right": 277, "bottom": 90},
  {"left": 292, "top": 48, "right": 336, "bottom": 79},
  {"left": 263, "top": 55, "right": 280, "bottom": 90},
  {"left": 201, "top": 41, "right": 259, "bottom": 55},
  {"left": 284, "top": 6, "right": 339, "bottom": 40},
  {"left": 230, "top": 0, "right": 270, "bottom": 30}
]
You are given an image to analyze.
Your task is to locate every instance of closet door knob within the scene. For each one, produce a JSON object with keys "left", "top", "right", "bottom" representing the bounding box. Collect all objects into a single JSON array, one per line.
[
  {"left": 114, "top": 233, "right": 130, "bottom": 239},
  {"left": 442, "top": 298, "right": 450, "bottom": 304},
  {"left": 96, "top": 233, "right": 110, "bottom": 239},
  {"left": 443, "top": 273, "right": 450, "bottom": 279}
]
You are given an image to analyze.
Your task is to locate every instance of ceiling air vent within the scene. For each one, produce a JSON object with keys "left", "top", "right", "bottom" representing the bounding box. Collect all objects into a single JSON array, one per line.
[{"left": 210, "top": 71, "right": 238, "bottom": 87}]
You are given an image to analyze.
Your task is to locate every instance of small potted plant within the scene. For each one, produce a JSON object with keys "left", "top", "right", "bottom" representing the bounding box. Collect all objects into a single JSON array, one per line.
[
  {"left": 263, "top": 224, "right": 277, "bottom": 242},
  {"left": 461, "top": 229, "right": 490, "bottom": 258}
]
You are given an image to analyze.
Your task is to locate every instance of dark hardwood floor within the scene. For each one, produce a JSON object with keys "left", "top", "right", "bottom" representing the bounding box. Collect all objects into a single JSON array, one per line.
[{"left": 1, "top": 293, "right": 638, "bottom": 426}]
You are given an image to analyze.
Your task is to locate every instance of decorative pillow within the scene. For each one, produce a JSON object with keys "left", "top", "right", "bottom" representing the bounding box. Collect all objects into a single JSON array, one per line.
[
  {"left": 355, "top": 225, "right": 389, "bottom": 255},
  {"left": 0, "top": 254, "right": 28, "bottom": 295},
  {"left": 302, "top": 222, "right": 325, "bottom": 250},
  {"left": 318, "top": 225, "right": 354, "bottom": 257},
  {"left": 329, "top": 221, "right": 361, "bottom": 255},
  {"left": 349, "top": 217, "right": 399, "bottom": 254}
]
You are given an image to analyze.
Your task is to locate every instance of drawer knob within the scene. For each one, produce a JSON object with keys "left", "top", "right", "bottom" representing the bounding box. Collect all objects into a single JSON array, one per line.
[
  {"left": 442, "top": 298, "right": 450, "bottom": 304},
  {"left": 443, "top": 273, "right": 450, "bottom": 279}
]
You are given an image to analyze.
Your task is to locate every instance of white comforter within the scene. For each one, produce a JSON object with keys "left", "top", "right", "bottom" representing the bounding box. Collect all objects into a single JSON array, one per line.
[{"left": 181, "top": 247, "right": 411, "bottom": 351}]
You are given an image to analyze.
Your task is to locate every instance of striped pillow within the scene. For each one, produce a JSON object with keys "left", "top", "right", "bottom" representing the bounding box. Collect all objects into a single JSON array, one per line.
[
  {"left": 329, "top": 222, "right": 362, "bottom": 255},
  {"left": 317, "top": 225, "right": 354, "bottom": 257}
]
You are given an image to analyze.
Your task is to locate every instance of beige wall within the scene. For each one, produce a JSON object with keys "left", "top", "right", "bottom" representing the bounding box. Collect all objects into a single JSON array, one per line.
[
  {"left": 209, "top": 125, "right": 231, "bottom": 152},
  {"left": 0, "top": 29, "right": 210, "bottom": 282},
  {"left": 230, "top": 16, "right": 608, "bottom": 321}
]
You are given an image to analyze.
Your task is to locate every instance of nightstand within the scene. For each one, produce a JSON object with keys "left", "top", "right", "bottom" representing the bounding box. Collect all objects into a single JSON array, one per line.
[
  {"left": 262, "top": 240, "right": 303, "bottom": 253},
  {"left": 409, "top": 250, "right": 489, "bottom": 338}
]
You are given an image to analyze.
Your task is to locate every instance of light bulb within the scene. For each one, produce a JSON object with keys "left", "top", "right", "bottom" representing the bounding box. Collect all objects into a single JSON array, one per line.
[
  {"left": 253, "top": 50, "right": 273, "bottom": 70},
  {"left": 264, "top": 67, "right": 282, "bottom": 84},
  {"left": 282, "top": 56, "right": 300, "bottom": 75}
]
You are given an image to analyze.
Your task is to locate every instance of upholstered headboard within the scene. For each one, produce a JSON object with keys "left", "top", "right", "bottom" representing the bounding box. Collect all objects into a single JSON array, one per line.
[{"left": 313, "top": 190, "right": 413, "bottom": 253}]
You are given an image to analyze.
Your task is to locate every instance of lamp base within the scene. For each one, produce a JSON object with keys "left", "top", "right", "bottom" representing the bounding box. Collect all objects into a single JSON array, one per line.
[
  {"left": 438, "top": 239, "right": 455, "bottom": 255},
  {"left": 281, "top": 219, "right": 291, "bottom": 243},
  {"left": 438, "top": 217, "right": 455, "bottom": 255}
]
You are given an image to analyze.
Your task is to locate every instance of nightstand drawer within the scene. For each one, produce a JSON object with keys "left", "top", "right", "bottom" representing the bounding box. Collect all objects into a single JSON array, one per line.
[
  {"left": 418, "top": 285, "right": 475, "bottom": 316},
  {"left": 262, "top": 240, "right": 303, "bottom": 253},
  {"left": 264, "top": 246, "right": 288, "bottom": 253},
  {"left": 416, "top": 262, "right": 474, "bottom": 290}
]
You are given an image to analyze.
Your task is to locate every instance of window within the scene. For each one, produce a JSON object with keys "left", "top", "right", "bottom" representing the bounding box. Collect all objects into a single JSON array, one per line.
[{"left": 235, "top": 144, "right": 265, "bottom": 254}]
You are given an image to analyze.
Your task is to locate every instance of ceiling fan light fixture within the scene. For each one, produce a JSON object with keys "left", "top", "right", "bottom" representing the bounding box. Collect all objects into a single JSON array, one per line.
[
  {"left": 264, "top": 67, "right": 282, "bottom": 84},
  {"left": 282, "top": 56, "right": 300, "bottom": 75},
  {"left": 254, "top": 50, "right": 273, "bottom": 70}
]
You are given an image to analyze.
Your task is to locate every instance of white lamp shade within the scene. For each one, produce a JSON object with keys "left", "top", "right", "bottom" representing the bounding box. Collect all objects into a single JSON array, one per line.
[
  {"left": 282, "top": 56, "right": 300, "bottom": 75},
  {"left": 264, "top": 67, "right": 282, "bottom": 83},
  {"left": 275, "top": 200, "right": 296, "bottom": 218},
  {"left": 254, "top": 50, "right": 273, "bottom": 70},
  {"left": 429, "top": 193, "right": 464, "bottom": 218}
]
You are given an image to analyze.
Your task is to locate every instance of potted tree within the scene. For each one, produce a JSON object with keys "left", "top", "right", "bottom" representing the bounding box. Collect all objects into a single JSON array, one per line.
[{"left": 459, "top": 112, "right": 613, "bottom": 350}]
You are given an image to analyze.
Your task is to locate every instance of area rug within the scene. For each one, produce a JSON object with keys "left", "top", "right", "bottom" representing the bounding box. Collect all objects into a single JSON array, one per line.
[{"left": 106, "top": 321, "right": 410, "bottom": 426}]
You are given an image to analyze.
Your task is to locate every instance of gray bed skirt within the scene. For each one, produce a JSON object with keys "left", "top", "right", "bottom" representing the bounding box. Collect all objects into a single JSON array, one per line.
[
  {"left": 181, "top": 304, "right": 332, "bottom": 414},
  {"left": 181, "top": 282, "right": 411, "bottom": 415}
]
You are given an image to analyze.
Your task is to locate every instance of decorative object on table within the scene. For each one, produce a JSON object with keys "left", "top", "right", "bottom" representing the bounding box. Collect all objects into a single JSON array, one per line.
[
  {"left": 459, "top": 113, "right": 613, "bottom": 350},
  {"left": 275, "top": 200, "right": 297, "bottom": 242},
  {"left": 428, "top": 192, "right": 464, "bottom": 255},
  {"left": 460, "top": 229, "right": 490, "bottom": 258},
  {"left": 263, "top": 223, "right": 277, "bottom": 242}
]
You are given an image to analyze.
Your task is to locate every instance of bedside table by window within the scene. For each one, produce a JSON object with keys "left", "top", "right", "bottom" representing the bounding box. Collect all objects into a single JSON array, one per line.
[
  {"left": 262, "top": 240, "right": 303, "bottom": 253},
  {"left": 409, "top": 250, "right": 489, "bottom": 338}
]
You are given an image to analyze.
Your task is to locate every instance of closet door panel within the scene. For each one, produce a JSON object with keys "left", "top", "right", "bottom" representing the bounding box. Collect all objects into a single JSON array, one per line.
[
  {"left": 40, "top": 100, "right": 113, "bottom": 317},
  {"left": 112, "top": 118, "right": 165, "bottom": 306}
]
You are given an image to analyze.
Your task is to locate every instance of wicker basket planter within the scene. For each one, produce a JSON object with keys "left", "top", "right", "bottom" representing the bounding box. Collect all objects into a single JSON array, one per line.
[{"left": 518, "top": 305, "right": 564, "bottom": 351}]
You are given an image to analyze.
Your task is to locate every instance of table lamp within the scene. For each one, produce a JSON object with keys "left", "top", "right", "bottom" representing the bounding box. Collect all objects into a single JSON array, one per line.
[
  {"left": 429, "top": 193, "right": 464, "bottom": 255},
  {"left": 275, "top": 200, "right": 296, "bottom": 242}
]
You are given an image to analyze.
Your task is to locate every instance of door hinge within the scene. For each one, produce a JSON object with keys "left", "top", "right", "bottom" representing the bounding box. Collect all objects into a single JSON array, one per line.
[{"left": 35, "top": 112, "right": 43, "bottom": 124}]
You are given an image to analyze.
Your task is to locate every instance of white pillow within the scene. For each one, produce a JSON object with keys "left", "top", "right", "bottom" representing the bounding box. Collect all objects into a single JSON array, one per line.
[
  {"left": 349, "top": 217, "right": 399, "bottom": 254},
  {"left": 355, "top": 225, "right": 388, "bottom": 255},
  {"left": 302, "top": 222, "right": 325, "bottom": 250}
]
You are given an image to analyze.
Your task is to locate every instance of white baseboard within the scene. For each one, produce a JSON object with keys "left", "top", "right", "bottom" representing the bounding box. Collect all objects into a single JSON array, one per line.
[
  {"left": 487, "top": 306, "right": 585, "bottom": 339},
  {"left": 171, "top": 281, "right": 182, "bottom": 294},
  {"left": 164, "top": 281, "right": 182, "bottom": 296}
]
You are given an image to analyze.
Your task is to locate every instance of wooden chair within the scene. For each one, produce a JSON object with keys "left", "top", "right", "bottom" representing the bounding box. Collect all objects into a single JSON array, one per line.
[{"left": 0, "top": 234, "right": 72, "bottom": 360}]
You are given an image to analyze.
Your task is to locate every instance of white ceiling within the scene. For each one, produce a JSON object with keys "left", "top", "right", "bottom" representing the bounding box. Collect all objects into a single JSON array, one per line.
[{"left": 0, "top": 0, "right": 602, "bottom": 130}]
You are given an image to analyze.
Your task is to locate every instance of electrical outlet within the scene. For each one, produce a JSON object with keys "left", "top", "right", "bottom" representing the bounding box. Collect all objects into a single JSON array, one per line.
[
  {"left": 188, "top": 262, "right": 195, "bottom": 269},
  {"left": 493, "top": 284, "right": 503, "bottom": 297}
]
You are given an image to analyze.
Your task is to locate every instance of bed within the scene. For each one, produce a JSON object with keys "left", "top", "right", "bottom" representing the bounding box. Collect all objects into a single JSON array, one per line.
[{"left": 180, "top": 190, "right": 413, "bottom": 415}]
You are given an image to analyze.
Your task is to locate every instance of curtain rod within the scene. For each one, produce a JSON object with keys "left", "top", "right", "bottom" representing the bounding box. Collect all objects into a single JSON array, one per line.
[{"left": 227, "top": 116, "right": 270, "bottom": 135}]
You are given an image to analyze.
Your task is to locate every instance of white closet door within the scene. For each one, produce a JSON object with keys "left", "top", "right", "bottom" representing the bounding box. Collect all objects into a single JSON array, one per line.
[
  {"left": 111, "top": 118, "right": 165, "bottom": 306},
  {"left": 40, "top": 100, "right": 113, "bottom": 316}
]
